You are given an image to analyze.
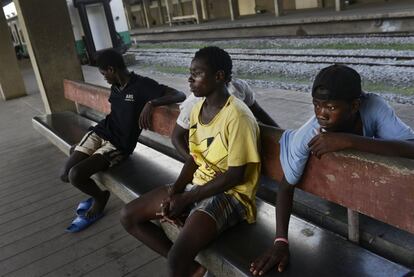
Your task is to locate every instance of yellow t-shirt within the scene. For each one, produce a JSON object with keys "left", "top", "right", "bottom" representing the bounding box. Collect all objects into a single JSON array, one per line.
[{"left": 189, "top": 95, "right": 261, "bottom": 223}]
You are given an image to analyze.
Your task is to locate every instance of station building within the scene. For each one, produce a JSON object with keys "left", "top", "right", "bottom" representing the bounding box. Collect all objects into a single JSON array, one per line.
[{"left": 122, "top": 0, "right": 414, "bottom": 41}]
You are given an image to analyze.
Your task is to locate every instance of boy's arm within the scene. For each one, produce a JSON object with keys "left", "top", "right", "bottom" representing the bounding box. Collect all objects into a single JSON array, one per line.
[
  {"left": 250, "top": 177, "right": 294, "bottom": 276},
  {"left": 250, "top": 121, "right": 316, "bottom": 275},
  {"left": 160, "top": 156, "right": 198, "bottom": 218},
  {"left": 249, "top": 101, "right": 280, "bottom": 128},
  {"left": 170, "top": 156, "right": 199, "bottom": 194},
  {"left": 139, "top": 87, "right": 186, "bottom": 129},
  {"left": 171, "top": 124, "right": 191, "bottom": 161},
  {"left": 151, "top": 86, "right": 186, "bottom": 106},
  {"left": 308, "top": 132, "right": 414, "bottom": 159}
]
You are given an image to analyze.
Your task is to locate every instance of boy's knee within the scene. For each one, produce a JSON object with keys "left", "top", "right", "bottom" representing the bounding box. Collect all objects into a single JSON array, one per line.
[
  {"left": 68, "top": 166, "right": 85, "bottom": 187},
  {"left": 59, "top": 173, "right": 69, "bottom": 183},
  {"left": 120, "top": 205, "right": 135, "bottom": 231}
]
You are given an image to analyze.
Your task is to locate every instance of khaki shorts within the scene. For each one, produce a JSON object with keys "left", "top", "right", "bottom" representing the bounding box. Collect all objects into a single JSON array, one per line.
[{"left": 74, "top": 131, "right": 126, "bottom": 167}]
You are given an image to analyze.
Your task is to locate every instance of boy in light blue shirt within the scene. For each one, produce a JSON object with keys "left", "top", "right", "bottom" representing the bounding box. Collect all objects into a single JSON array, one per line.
[
  {"left": 250, "top": 64, "right": 414, "bottom": 276},
  {"left": 280, "top": 92, "right": 414, "bottom": 185}
]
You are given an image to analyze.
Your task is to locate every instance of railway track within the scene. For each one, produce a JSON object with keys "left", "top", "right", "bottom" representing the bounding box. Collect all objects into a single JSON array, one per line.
[{"left": 127, "top": 48, "right": 414, "bottom": 68}]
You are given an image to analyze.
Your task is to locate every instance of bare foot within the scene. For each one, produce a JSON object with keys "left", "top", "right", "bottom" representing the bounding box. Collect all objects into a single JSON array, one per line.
[{"left": 86, "top": 190, "right": 110, "bottom": 218}]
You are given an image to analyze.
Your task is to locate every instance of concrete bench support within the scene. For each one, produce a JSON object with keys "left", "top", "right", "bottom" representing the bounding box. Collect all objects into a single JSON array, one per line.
[{"left": 348, "top": 209, "right": 360, "bottom": 243}]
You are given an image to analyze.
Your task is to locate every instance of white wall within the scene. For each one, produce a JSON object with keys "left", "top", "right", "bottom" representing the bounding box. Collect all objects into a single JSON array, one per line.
[
  {"left": 3, "top": 2, "right": 17, "bottom": 19},
  {"left": 110, "top": 0, "right": 129, "bottom": 32},
  {"left": 295, "top": 0, "right": 319, "bottom": 9},
  {"left": 86, "top": 4, "right": 113, "bottom": 50},
  {"left": 239, "top": 0, "right": 256, "bottom": 15},
  {"left": 66, "top": 0, "right": 84, "bottom": 41}
]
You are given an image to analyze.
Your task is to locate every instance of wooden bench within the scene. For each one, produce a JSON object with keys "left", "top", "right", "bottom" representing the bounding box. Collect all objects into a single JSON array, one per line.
[
  {"left": 167, "top": 15, "right": 198, "bottom": 25},
  {"left": 32, "top": 79, "right": 414, "bottom": 276}
]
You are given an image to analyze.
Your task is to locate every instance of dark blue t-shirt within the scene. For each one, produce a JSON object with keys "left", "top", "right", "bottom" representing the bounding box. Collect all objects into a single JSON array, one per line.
[{"left": 92, "top": 72, "right": 165, "bottom": 154}]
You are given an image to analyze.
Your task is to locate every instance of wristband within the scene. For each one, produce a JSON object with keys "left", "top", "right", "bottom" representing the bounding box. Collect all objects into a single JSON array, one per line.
[{"left": 274, "top": 237, "right": 289, "bottom": 245}]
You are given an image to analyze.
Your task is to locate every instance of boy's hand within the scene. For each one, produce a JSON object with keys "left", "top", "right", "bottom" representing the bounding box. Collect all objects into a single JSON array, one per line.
[
  {"left": 250, "top": 242, "right": 290, "bottom": 275},
  {"left": 308, "top": 132, "right": 353, "bottom": 159},
  {"left": 158, "top": 192, "right": 189, "bottom": 227},
  {"left": 168, "top": 193, "right": 191, "bottom": 219},
  {"left": 139, "top": 101, "right": 154, "bottom": 130},
  {"left": 160, "top": 214, "right": 185, "bottom": 227},
  {"left": 157, "top": 184, "right": 177, "bottom": 217},
  {"left": 158, "top": 198, "right": 171, "bottom": 217}
]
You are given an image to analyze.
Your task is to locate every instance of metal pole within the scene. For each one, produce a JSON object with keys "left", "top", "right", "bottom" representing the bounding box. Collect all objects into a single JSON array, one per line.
[
  {"left": 274, "top": 0, "right": 283, "bottom": 17},
  {"left": 347, "top": 209, "right": 360, "bottom": 243},
  {"left": 335, "top": 0, "right": 343, "bottom": 12},
  {"left": 142, "top": 0, "right": 151, "bottom": 28}
]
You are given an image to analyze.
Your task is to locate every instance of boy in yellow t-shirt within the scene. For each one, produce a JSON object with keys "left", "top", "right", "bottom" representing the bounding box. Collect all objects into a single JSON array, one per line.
[
  {"left": 189, "top": 95, "right": 260, "bottom": 224},
  {"left": 120, "top": 46, "right": 261, "bottom": 277}
]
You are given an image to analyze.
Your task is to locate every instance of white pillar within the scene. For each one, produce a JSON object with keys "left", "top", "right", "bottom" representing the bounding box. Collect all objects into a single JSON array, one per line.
[
  {"left": 335, "top": 0, "right": 343, "bottom": 12},
  {"left": 164, "top": 0, "right": 173, "bottom": 26},
  {"left": 14, "top": 0, "right": 81, "bottom": 113},
  {"left": 200, "top": 0, "right": 209, "bottom": 20},
  {"left": 192, "top": 0, "right": 202, "bottom": 24},
  {"left": 228, "top": 0, "right": 239, "bottom": 21},
  {"left": 0, "top": 11, "right": 26, "bottom": 100},
  {"left": 142, "top": 0, "right": 151, "bottom": 28},
  {"left": 274, "top": 0, "right": 283, "bottom": 17}
]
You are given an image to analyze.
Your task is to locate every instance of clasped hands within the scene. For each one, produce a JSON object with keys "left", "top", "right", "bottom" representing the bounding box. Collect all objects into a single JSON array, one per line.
[{"left": 157, "top": 189, "right": 191, "bottom": 227}]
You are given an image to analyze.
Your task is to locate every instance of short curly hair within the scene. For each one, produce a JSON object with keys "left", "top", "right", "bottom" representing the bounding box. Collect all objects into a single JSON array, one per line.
[
  {"left": 194, "top": 46, "right": 232, "bottom": 82},
  {"left": 96, "top": 49, "right": 126, "bottom": 71}
]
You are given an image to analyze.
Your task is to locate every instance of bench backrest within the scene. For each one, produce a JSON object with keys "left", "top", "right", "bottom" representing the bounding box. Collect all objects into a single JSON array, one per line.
[{"left": 64, "top": 79, "right": 414, "bottom": 235}]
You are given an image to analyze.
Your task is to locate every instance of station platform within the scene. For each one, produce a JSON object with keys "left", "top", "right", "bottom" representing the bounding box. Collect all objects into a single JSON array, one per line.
[{"left": 130, "top": 0, "right": 414, "bottom": 42}]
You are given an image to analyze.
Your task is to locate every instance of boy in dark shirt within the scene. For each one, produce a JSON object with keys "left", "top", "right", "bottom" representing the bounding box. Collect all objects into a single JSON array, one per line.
[{"left": 60, "top": 49, "right": 185, "bottom": 230}]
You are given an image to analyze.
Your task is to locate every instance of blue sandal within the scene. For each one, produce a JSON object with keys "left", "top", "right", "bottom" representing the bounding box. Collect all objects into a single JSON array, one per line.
[
  {"left": 65, "top": 213, "right": 104, "bottom": 233},
  {"left": 76, "top": 198, "right": 94, "bottom": 216}
]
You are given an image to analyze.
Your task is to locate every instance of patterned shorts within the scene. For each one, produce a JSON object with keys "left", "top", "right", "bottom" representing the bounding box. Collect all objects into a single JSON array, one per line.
[
  {"left": 178, "top": 184, "right": 247, "bottom": 233},
  {"left": 74, "top": 131, "right": 126, "bottom": 167}
]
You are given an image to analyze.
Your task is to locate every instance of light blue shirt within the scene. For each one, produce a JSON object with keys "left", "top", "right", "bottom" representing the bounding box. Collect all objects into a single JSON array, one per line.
[{"left": 280, "top": 93, "right": 414, "bottom": 185}]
